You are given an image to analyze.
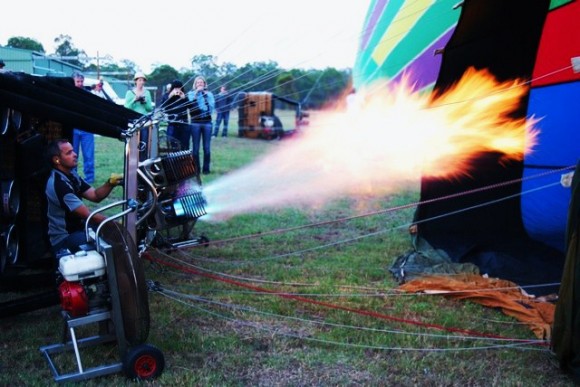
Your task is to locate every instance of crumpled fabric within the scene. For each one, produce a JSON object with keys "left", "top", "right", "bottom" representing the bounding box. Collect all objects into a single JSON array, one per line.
[{"left": 398, "top": 273, "right": 555, "bottom": 340}]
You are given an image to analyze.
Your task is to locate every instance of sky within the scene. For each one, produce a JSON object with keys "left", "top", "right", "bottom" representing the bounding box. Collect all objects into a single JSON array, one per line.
[{"left": 1, "top": 0, "right": 371, "bottom": 73}]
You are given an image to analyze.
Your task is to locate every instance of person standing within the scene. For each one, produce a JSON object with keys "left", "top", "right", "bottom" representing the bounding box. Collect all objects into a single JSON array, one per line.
[
  {"left": 91, "top": 78, "right": 113, "bottom": 102},
  {"left": 187, "top": 76, "right": 215, "bottom": 174},
  {"left": 71, "top": 71, "right": 95, "bottom": 183},
  {"left": 213, "top": 85, "right": 233, "bottom": 137},
  {"left": 164, "top": 80, "right": 192, "bottom": 151},
  {"left": 124, "top": 72, "right": 154, "bottom": 160},
  {"left": 45, "top": 139, "right": 123, "bottom": 254}
]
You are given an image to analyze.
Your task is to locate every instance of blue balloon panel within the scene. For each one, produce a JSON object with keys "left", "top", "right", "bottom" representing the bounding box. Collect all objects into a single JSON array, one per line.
[{"left": 522, "top": 81, "right": 580, "bottom": 251}]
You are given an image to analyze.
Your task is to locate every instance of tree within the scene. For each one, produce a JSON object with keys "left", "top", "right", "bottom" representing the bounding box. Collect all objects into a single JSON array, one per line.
[
  {"left": 6, "top": 36, "right": 44, "bottom": 53},
  {"left": 275, "top": 72, "right": 300, "bottom": 102},
  {"left": 190, "top": 54, "right": 219, "bottom": 84},
  {"left": 147, "top": 65, "right": 181, "bottom": 100},
  {"left": 53, "top": 34, "right": 86, "bottom": 67}
]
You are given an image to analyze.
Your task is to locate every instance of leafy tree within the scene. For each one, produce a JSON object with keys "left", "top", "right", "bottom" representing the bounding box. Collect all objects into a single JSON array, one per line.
[
  {"left": 275, "top": 72, "right": 300, "bottom": 102},
  {"left": 190, "top": 54, "right": 219, "bottom": 84},
  {"left": 146, "top": 65, "right": 181, "bottom": 100},
  {"left": 232, "top": 60, "right": 280, "bottom": 94},
  {"left": 6, "top": 36, "right": 45, "bottom": 52},
  {"left": 54, "top": 34, "right": 86, "bottom": 67}
]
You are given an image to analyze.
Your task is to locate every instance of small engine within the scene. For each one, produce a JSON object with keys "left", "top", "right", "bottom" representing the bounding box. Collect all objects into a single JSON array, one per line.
[{"left": 56, "top": 249, "right": 110, "bottom": 317}]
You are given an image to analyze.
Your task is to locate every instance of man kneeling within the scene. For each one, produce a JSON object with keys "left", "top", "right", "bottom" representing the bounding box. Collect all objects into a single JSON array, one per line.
[{"left": 45, "top": 139, "right": 123, "bottom": 254}]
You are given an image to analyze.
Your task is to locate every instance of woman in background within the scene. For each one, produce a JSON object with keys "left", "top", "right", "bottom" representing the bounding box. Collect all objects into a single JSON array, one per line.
[
  {"left": 187, "top": 76, "right": 215, "bottom": 174},
  {"left": 124, "top": 72, "right": 153, "bottom": 160}
]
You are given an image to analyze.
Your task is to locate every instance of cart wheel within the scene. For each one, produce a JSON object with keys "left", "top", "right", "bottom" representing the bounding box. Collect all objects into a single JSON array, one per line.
[{"left": 123, "top": 343, "right": 165, "bottom": 380}]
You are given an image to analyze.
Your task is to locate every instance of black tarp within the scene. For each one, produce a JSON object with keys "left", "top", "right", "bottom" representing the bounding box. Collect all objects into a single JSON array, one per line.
[
  {"left": 553, "top": 162, "right": 580, "bottom": 382},
  {"left": 0, "top": 71, "right": 141, "bottom": 139}
]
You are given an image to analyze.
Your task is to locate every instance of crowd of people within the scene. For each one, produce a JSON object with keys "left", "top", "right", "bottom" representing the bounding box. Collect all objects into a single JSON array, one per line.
[
  {"left": 43, "top": 71, "right": 235, "bottom": 253},
  {"left": 161, "top": 77, "right": 234, "bottom": 175}
]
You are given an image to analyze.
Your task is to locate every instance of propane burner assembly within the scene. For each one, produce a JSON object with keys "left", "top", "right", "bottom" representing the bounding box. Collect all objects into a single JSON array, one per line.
[{"left": 39, "top": 130, "right": 209, "bottom": 382}]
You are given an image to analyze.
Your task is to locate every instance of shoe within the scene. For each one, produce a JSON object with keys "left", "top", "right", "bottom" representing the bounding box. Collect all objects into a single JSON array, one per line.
[{"left": 202, "top": 170, "right": 211, "bottom": 175}]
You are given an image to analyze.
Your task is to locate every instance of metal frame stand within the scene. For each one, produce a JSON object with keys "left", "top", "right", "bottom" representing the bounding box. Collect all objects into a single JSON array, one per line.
[
  {"left": 39, "top": 311, "right": 123, "bottom": 383},
  {"left": 39, "top": 241, "right": 128, "bottom": 383}
]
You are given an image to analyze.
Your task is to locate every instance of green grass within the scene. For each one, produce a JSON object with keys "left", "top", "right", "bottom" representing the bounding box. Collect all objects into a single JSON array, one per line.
[{"left": 0, "top": 115, "right": 574, "bottom": 386}]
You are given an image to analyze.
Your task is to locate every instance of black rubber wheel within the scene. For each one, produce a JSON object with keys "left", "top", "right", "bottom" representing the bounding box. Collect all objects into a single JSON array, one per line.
[{"left": 123, "top": 343, "right": 165, "bottom": 380}]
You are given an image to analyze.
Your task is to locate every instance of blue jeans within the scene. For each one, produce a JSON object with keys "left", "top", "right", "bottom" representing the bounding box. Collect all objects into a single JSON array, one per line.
[
  {"left": 51, "top": 231, "right": 88, "bottom": 255},
  {"left": 72, "top": 129, "right": 95, "bottom": 183},
  {"left": 192, "top": 122, "right": 212, "bottom": 173},
  {"left": 214, "top": 111, "right": 230, "bottom": 137},
  {"left": 168, "top": 123, "right": 192, "bottom": 151}
]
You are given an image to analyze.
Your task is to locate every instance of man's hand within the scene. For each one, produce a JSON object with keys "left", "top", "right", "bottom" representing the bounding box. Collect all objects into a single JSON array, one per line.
[{"left": 108, "top": 173, "right": 124, "bottom": 186}]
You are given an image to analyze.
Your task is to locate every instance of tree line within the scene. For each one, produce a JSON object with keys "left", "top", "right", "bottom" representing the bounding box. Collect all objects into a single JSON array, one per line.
[{"left": 5, "top": 35, "right": 352, "bottom": 109}]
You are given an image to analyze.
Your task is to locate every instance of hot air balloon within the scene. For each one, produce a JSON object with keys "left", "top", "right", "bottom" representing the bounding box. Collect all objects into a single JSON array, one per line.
[
  {"left": 353, "top": 0, "right": 461, "bottom": 92},
  {"left": 355, "top": 0, "right": 579, "bottom": 292},
  {"left": 355, "top": 0, "right": 580, "bottom": 378}
]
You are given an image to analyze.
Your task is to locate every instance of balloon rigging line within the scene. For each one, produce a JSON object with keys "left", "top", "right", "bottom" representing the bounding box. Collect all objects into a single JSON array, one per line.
[
  {"left": 157, "top": 285, "right": 546, "bottom": 348},
  {"left": 152, "top": 174, "right": 568, "bottom": 294},
  {"left": 158, "top": 291, "right": 545, "bottom": 353},
  {"left": 427, "top": 64, "right": 576, "bottom": 111},
  {"left": 144, "top": 262, "right": 547, "bottom": 347},
  {"left": 149, "top": 60, "right": 577, "bottom": 138},
  {"left": 156, "top": 203, "right": 561, "bottom": 298},
  {"left": 181, "top": 165, "right": 575, "bottom": 250},
  {"left": 156, "top": 261, "right": 559, "bottom": 302},
  {"left": 154, "top": 175, "right": 567, "bottom": 292}
]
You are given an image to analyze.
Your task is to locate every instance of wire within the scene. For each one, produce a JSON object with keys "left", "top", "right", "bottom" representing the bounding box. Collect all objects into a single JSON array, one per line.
[{"left": 155, "top": 286, "right": 548, "bottom": 352}]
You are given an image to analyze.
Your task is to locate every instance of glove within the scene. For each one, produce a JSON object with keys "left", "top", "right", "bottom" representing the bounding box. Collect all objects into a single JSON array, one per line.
[{"left": 108, "top": 173, "right": 124, "bottom": 186}]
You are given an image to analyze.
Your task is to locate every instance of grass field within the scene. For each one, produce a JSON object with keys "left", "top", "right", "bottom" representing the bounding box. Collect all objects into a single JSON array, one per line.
[{"left": 0, "top": 111, "right": 574, "bottom": 386}]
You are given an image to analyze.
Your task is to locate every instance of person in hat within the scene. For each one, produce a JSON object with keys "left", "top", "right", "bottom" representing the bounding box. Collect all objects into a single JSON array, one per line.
[
  {"left": 0, "top": 59, "right": 6, "bottom": 72},
  {"left": 91, "top": 78, "right": 112, "bottom": 101},
  {"left": 124, "top": 72, "right": 154, "bottom": 160}
]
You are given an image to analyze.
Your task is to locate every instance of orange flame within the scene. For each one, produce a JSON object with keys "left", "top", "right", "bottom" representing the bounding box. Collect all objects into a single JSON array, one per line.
[
  {"left": 424, "top": 67, "right": 538, "bottom": 178},
  {"left": 203, "top": 68, "right": 539, "bottom": 220}
]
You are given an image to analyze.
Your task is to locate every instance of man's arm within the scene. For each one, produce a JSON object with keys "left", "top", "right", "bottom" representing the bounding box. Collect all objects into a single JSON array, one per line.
[
  {"left": 82, "top": 175, "right": 122, "bottom": 203},
  {"left": 72, "top": 203, "right": 107, "bottom": 225}
]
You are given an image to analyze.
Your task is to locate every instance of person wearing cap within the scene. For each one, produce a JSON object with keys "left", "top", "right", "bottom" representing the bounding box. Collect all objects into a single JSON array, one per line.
[
  {"left": 164, "top": 79, "right": 192, "bottom": 152},
  {"left": 71, "top": 71, "right": 96, "bottom": 183},
  {"left": 91, "top": 78, "right": 113, "bottom": 102},
  {"left": 124, "top": 72, "right": 154, "bottom": 160}
]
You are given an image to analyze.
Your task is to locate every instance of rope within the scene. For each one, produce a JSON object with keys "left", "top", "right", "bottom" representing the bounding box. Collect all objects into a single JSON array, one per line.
[
  {"left": 153, "top": 284, "right": 547, "bottom": 352},
  {"left": 144, "top": 252, "right": 548, "bottom": 346},
  {"left": 177, "top": 165, "right": 575, "bottom": 250}
]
